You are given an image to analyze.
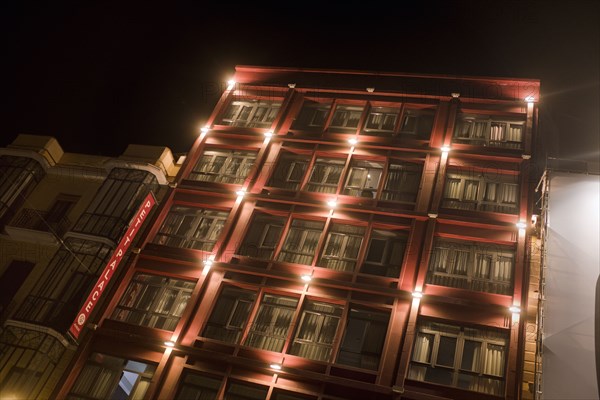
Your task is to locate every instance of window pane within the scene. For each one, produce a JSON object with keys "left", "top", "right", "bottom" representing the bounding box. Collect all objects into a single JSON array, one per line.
[
  {"left": 246, "top": 294, "right": 299, "bottom": 352},
  {"left": 436, "top": 336, "right": 457, "bottom": 367},
  {"left": 289, "top": 301, "right": 342, "bottom": 362},
  {"left": 203, "top": 287, "right": 256, "bottom": 344},
  {"left": 461, "top": 340, "right": 481, "bottom": 372},
  {"left": 278, "top": 220, "right": 325, "bottom": 265}
]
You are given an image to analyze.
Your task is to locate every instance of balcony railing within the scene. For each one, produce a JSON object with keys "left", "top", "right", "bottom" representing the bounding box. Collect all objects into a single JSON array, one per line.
[{"left": 9, "top": 208, "right": 70, "bottom": 238}]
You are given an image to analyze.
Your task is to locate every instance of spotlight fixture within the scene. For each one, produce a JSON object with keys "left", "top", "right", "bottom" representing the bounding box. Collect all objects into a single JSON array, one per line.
[
  {"left": 441, "top": 145, "right": 451, "bottom": 153},
  {"left": 301, "top": 274, "right": 312, "bottom": 282},
  {"left": 525, "top": 95, "right": 535, "bottom": 103},
  {"left": 227, "top": 79, "right": 236, "bottom": 90},
  {"left": 327, "top": 199, "right": 337, "bottom": 208},
  {"left": 264, "top": 131, "right": 273, "bottom": 138},
  {"left": 412, "top": 291, "right": 423, "bottom": 299},
  {"left": 270, "top": 363, "right": 282, "bottom": 370},
  {"left": 164, "top": 341, "right": 175, "bottom": 347},
  {"left": 348, "top": 138, "right": 358, "bottom": 146},
  {"left": 516, "top": 221, "right": 527, "bottom": 229},
  {"left": 236, "top": 189, "right": 246, "bottom": 197},
  {"left": 509, "top": 306, "right": 521, "bottom": 313}
]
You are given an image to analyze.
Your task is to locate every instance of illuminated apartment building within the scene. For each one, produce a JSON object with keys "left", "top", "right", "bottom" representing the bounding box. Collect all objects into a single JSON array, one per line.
[
  {"left": 54, "top": 67, "right": 540, "bottom": 399},
  {"left": 0, "top": 135, "right": 178, "bottom": 399}
]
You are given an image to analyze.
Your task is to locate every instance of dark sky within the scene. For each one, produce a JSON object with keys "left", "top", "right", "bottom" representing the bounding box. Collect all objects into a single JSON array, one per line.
[{"left": 4, "top": 1, "right": 599, "bottom": 162}]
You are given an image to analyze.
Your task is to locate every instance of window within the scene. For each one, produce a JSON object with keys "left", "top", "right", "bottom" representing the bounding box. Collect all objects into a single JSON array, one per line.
[
  {"left": 381, "top": 162, "right": 422, "bottom": 205},
  {"left": 337, "top": 308, "right": 389, "bottom": 370},
  {"left": 72, "top": 168, "right": 158, "bottom": 241},
  {"left": 237, "top": 214, "right": 286, "bottom": 259},
  {"left": 426, "top": 240, "right": 514, "bottom": 295},
  {"left": 399, "top": 109, "right": 435, "bottom": 138},
  {"left": 224, "top": 381, "right": 268, "bottom": 400},
  {"left": 0, "top": 155, "right": 45, "bottom": 227},
  {"left": 453, "top": 115, "right": 524, "bottom": 149},
  {"left": 305, "top": 158, "right": 345, "bottom": 194},
  {"left": 442, "top": 170, "right": 519, "bottom": 214},
  {"left": 203, "top": 287, "right": 257, "bottom": 344},
  {"left": 189, "top": 149, "right": 257, "bottom": 184},
  {"left": 245, "top": 294, "right": 299, "bottom": 352},
  {"left": 0, "top": 260, "right": 35, "bottom": 313},
  {"left": 343, "top": 160, "right": 383, "bottom": 198},
  {"left": 268, "top": 153, "right": 309, "bottom": 190},
  {"left": 292, "top": 100, "right": 331, "bottom": 130},
  {"left": 220, "top": 100, "right": 281, "bottom": 128},
  {"left": 409, "top": 321, "right": 507, "bottom": 396},
  {"left": 154, "top": 206, "right": 229, "bottom": 251},
  {"left": 361, "top": 230, "right": 407, "bottom": 277},
  {"left": 364, "top": 107, "right": 399, "bottom": 133},
  {"left": 289, "top": 301, "right": 343, "bottom": 362},
  {"left": 277, "top": 219, "right": 325, "bottom": 265},
  {"left": 14, "top": 237, "right": 112, "bottom": 332},
  {"left": 176, "top": 373, "right": 221, "bottom": 400},
  {"left": 317, "top": 224, "right": 365, "bottom": 272},
  {"left": 329, "top": 105, "right": 364, "bottom": 130},
  {"left": 272, "top": 391, "right": 317, "bottom": 400},
  {"left": 112, "top": 273, "right": 196, "bottom": 331},
  {"left": 68, "top": 353, "right": 155, "bottom": 400}
]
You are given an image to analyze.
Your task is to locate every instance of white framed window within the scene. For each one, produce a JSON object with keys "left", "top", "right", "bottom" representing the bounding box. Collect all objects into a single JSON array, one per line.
[
  {"left": 277, "top": 219, "right": 325, "bottom": 265},
  {"left": 453, "top": 115, "right": 524, "bottom": 149},
  {"left": 203, "top": 287, "right": 257, "bottom": 344},
  {"left": 68, "top": 353, "right": 156, "bottom": 400},
  {"left": 426, "top": 240, "right": 514, "bottom": 295},
  {"left": 305, "top": 158, "right": 345, "bottom": 194},
  {"left": 237, "top": 214, "right": 286, "bottom": 260},
  {"left": 268, "top": 153, "right": 309, "bottom": 190},
  {"left": 292, "top": 100, "right": 332, "bottom": 130},
  {"left": 189, "top": 149, "right": 257, "bottom": 185},
  {"left": 442, "top": 171, "right": 519, "bottom": 214},
  {"left": 220, "top": 100, "right": 281, "bottom": 128},
  {"left": 381, "top": 162, "right": 422, "bottom": 205},
  {"left": 289, "top": 300, "right": 343, "bottom": 362},
  {"left": 399, "top": 109, "right": 435, "bottom": 138},
  {"left": 329, "top": 105, "right": 364, "bottom": 130},
  {"left": 361, "top": 229, "right": 407, "bottom": 277},
  {"left": 153, "top": 206, "right": 229, "bottom": 251},
  {"left": 112, "top": 273, "right": 196, "bottom": 331},
  {"left": 317, "top": 224, "right": 365, "bottom": 272},
  {"left": 245, "top": 294, "right": 299, "bottom": 352},
  {"left": 364, "top": 107, "right": 399, "bottom": 133},
  {"left": 408, "top": 321, "right": 507, "bottom": 396},
  {"left": 343, "top": 160, "right": 384, "bottom": 198},
  {"left": 337, "top": 308, "right": 390, "bottom": 371}
]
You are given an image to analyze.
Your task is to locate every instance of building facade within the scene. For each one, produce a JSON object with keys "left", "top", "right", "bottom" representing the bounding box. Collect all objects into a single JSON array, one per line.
[
  {"left": 0, "top": 135, "right": 178, "bottom": 398},
  {"left": 54, "top": 67, "right": 540, "bottom": 399}
]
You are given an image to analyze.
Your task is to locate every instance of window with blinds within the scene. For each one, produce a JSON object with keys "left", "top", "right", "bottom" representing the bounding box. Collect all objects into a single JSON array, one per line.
[
  {"left": 442, "top": 171, "right": 519, "bottom": 214},
  {"left": 175, "top": 373, "right": 221, "bottom": 400},
  {"left": 268, "top": 153, "right": 309, "bottom": 190},
  {"left": 361, "top": 229, "right": 407, "bottom": 277},
  {"left": 426, "top": 240, "right": 514, "bottom": 295},
  {"left": 224, "top": 381, "right": 269, "bottom": 400},
  {"left": 328, "top": 105, "right": 364, "bottom": 130},
  {"left": 337, "top": 308, "right": 390, "bottom": 370},
  {"left": 68, "top": 353, "right": 155, "bottom": 400},
  {"left": 381, "top": 162, "right": 422, "bottom": 205},
  {"left": 408, "top": 321, "right": 507, "bottom": 396},
  {"left": 237, "top": 214, "right": 286, "bottom": 260},
  {"left": 112, "top": 273, "right": 196, "bottom": 331},
  {"left": 292, "top": 100, "right": 332, "bottom": 130},
  {"left": 153, "top": 206, "right": 229, "bottom": 251},
  {"left": 220, "top": 100, "right": 281, "bottom": 128},
  {"left": 203, "top": 287, "right": 257, "bottom": 344},
  {"left": 343, "top": 160, "right": 384, "bottom": 198},
  {"left": 317, "top": 223, "right": 365, "bottom": 272},
  {"left": 245, "top": 294, "right": 299, "bottom": 352},
  {"left": 453, "top": 114, "right": 524, "bottom": 149},
  {"left": 189, "top": 149, "right": 257, "bottom": 184},
  {"left": 399, "top": 109, "right": 435, "bottom": 138},
  {"left": 289, "top": 301, "right": 343, "bottom": 362},
  {"left": 277, "top": 219, "right": 325, "bottom": 265},
  {"left": 363, "top": 107, "right": 399, "bottom": 134},
  {"left": 305, "top": 158, "right": 345, "bottom": 194}
]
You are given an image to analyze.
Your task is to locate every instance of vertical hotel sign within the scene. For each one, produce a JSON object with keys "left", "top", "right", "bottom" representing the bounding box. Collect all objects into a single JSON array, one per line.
[{"left": 69, "top": 192, "right": 156, "bottom": 340}]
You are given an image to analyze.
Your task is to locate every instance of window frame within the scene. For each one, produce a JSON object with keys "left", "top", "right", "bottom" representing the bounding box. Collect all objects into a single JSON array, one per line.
[
  {"left": 188, "top": 148, "right": 257, "bottom": 185},
  {"left": 219, "top": 99, "right": 282, "bottom": 129},
  {"left": 453, "top": 114, "right": 525, "bottom": 149}
]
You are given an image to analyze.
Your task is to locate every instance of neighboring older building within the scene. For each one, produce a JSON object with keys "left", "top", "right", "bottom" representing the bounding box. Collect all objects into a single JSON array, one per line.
[
  {"left": 53, "top": 66, "right": 540, "bottom": 400},
  {"left": 0, "top": 135, "right": 179, "bottom": 399}
]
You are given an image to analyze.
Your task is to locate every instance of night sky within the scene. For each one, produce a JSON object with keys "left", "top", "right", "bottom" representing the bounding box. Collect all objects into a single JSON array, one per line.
[{"left": 4, "top": 1, "right": 599, "bottom": 162}]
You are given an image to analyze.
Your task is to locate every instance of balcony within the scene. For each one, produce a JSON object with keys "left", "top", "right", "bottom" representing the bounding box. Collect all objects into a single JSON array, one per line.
[{"left": 5, "top": 208, "right": 70, "bottom": 245}]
